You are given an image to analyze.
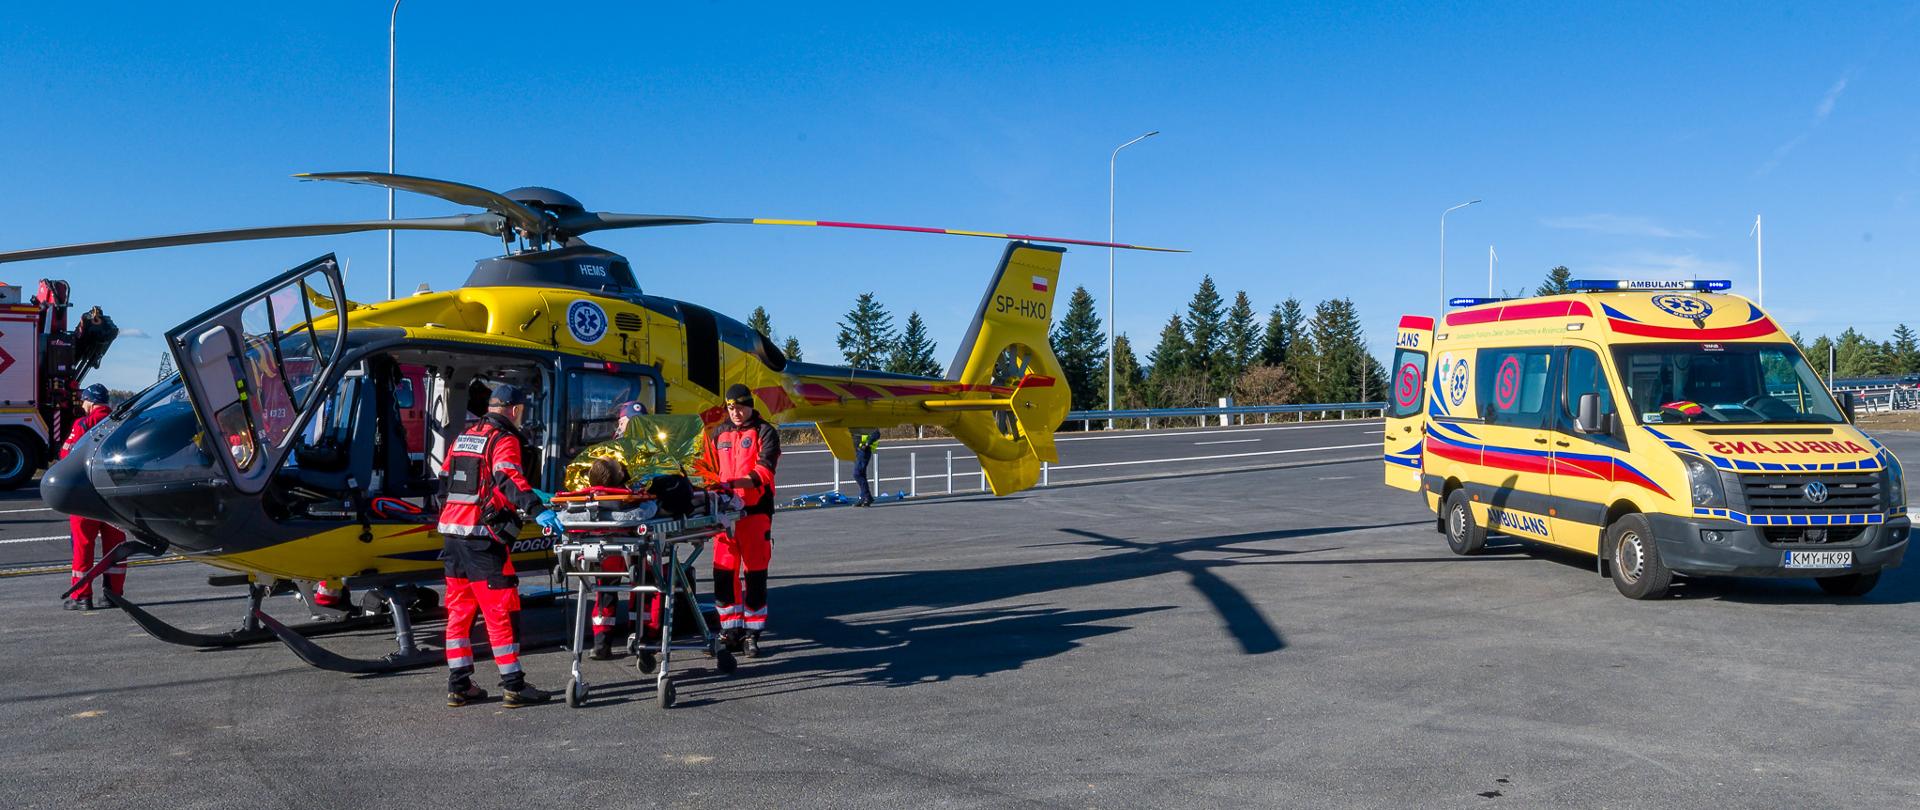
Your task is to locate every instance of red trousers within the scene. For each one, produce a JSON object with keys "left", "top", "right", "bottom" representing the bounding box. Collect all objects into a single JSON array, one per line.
[
  {"left": 444, "top": 553, "right": 525, "bottom": 691},
  {"left": 713, "top": 514, "right": 771, "bottom": 632},
  {"left": 69, "top": 517, "right": 125, "bottom": 600},
  {"left": 590, "top": 555, "right": 634, "bottom": 641}
]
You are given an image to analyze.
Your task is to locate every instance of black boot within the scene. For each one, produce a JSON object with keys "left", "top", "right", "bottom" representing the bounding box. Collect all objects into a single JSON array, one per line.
[
  {"left": 446, "top": 684, "right": 489, "bottom": 707},
  {"left": 504, "top": 683, "right": 553, "bottom": 708},
  {"left": 743, "top": 631, "right": 763, "bottom": 659},
  {"left": 590, "top": 635, "right": 615, "bottom": 660}
]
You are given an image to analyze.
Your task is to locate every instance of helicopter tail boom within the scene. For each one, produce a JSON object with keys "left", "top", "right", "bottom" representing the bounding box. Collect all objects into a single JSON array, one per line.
[{"left": 938, "top": 243, "right": 1071, "bottom": 495}]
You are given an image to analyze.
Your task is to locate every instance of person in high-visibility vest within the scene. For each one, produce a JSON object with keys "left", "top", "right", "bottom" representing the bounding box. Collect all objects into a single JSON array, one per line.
[
  {"left": 703, "top": 384, "right": 781, "bottom": 658},
  {"left": 434, "top": 383, "right": 557, "bottom": 708},
  {"left": 852, "top": 428, "right": 880, "bottom": 507}
]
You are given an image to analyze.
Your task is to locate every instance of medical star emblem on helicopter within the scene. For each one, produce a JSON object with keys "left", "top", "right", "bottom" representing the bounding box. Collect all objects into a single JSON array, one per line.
[{"left": 0, "top": 171, "right": 1183, "bottom": 675}]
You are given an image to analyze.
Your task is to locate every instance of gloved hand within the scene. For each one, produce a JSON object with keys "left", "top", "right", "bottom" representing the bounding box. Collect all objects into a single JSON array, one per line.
[
  {"left": 535, "top": 509, "right": 562, "bottom": 535},
  {"left": 533, "top": 488, "right": 555, "bottom": 504}
]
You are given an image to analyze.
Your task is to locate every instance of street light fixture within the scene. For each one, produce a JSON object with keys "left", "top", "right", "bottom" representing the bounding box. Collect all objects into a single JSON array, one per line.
[
  {"left": 1108, "top": 130, "right": 1158, "bottom": 428},
  {"left": 1439, "top": 199, "right": 1481, "bottom": 309},
  {"left": 387, "top": 0, "right": 403, "bottom": 301}
]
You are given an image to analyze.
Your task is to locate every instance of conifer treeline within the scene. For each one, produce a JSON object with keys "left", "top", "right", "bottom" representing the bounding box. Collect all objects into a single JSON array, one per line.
[{"left": 1051, "top": 277, "right": 1388, "bottom": 411}]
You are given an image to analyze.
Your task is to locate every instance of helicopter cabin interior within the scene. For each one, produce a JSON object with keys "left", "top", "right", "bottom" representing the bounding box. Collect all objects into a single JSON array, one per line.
[{"left": 273, "top": 345, "right": 661, "bottom": 523}]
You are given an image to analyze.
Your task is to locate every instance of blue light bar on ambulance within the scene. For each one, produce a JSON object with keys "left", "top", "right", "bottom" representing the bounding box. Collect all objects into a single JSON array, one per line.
[
  {"left": 1448, "top": 297, "right": 1514, "bottom": 307},
  {"left": 1567, "top": 279, "right": 1733, "bottom": 292}
]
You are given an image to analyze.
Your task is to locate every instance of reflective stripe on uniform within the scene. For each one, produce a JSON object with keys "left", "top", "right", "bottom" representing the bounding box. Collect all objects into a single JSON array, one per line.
[
  {"left": 493, "top": 462, "right": 520, "bottom": 473},
  {"left": 591, "top": 616, "right": 618, "bottom": 626},
  {"left": 447, "top": 655, "right": 474, "bottom": 669},
  {"left": 492, "top": 643, "right": 519, "bottom": 656},
  {"left": 744, "top": 607, "right": 768, "bottom": 629},
  {"left": 446, "top": 638, "right": 472, "bottom": 649},
  {"left": 496, "top": 661, "right": 522, "bottom": 675}
]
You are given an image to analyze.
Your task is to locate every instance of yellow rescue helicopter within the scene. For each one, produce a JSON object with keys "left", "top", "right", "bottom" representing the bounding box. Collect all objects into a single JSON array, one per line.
[{"left": 5, "top": 172, "right": 1179, "bottom": 671}]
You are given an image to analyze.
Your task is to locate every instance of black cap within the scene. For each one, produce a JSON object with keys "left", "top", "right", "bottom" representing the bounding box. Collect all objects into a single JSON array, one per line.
[
  {"left": 723, "top": 384, "right": 754, "bottom": 408},
  {"left": 489, "top": 383, "right": 530, "bottom": 407},
  {"left": 80, "top": 384, "right": 110, "bottom": 404}
]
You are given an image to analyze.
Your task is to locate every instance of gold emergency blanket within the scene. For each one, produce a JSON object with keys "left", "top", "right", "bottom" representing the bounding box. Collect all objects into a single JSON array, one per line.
[{"left": 563, "top": 414, "right": 710, "bottom": 491}]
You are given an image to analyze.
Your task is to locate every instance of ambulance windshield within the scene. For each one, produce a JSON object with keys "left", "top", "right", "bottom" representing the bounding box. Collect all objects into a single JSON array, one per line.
[{"left": 1613, "top": 343, "right": 1845, "bottom": 425}]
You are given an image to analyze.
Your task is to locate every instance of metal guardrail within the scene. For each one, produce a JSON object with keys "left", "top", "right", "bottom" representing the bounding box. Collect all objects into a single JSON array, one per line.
[
  {"left": 1064, "top": 402, "right": 1386, "bottom": 429},
  {"left": 780, "top": 401, "right": 1387, "bottom": 432}
]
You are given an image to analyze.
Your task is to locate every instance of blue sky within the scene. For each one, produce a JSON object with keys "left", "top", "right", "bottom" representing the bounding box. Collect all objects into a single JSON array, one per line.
[{"left": 4, "top": 2, "right": 1918, "bottom": 393}]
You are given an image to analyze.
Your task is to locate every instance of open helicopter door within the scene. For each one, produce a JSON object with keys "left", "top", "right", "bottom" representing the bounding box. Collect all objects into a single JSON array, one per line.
[{"left": 165, "top": 255, "right": 349, "bottom": 495}]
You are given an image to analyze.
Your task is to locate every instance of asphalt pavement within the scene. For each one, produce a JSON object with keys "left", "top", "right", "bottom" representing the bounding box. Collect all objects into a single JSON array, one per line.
[{"left": 2, "top": 427, "right": 1918, "bottom": 809}]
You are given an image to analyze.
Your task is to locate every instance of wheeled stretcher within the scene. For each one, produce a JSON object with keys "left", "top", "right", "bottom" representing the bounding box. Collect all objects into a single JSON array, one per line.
[{"left": 552, "top": 489, "right": 744, "bottom": 708}]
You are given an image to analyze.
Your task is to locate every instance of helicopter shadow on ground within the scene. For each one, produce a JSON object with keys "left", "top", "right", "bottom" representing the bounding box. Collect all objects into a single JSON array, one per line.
[{"left": 585, "top": 519, "right": 1443, "bottom": 706}]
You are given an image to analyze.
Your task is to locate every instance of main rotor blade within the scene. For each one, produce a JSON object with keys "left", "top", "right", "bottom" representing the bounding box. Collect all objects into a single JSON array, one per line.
[
  {"left": 565, "top": 212, "right": 1188, "bottom": 252},
  {"left": 0, "top": 215, "right": 501, "bottom": 264},
  {"left": 298, "top": 172, "right": 550, "bottom": 236}
]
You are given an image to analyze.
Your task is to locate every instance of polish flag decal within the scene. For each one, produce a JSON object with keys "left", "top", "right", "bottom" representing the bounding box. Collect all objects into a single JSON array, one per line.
[{"left": 1030, "top": 275, "right": 1049, "bottom": 292}]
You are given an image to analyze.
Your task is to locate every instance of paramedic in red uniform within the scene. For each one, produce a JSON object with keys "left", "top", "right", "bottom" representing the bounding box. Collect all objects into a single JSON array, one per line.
[
  {"left": 435, "top": 383, "right": 557, "bottom": 708},
  {"left": 704, "top": 384, "right": 780, "bottom": 658},
  {"left": 63, "top": 384, "right": 123, "bottom": 611}
]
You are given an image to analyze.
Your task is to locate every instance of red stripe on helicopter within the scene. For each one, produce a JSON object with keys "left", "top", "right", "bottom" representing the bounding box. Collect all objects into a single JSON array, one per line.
[
  {"left": 1606, "top": 317, "right": 1778, "bottom": 341},
  {"left": 841, "top": 383, "right": 886, "bottom": 401},
  {"left": 794, "top": 383, "right": 840, "bottom": 405},
  {"left": 754, "top": 386, "right": 795, "bottom": 414}
]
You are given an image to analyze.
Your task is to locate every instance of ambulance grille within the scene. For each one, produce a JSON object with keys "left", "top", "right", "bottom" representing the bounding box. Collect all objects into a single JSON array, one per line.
[
  {"left": 1738, "top": 473, "right": 1881, "bottom": 514},
  {"left": 1762, "top": 526, "right": 1868, "bottom": 546},
  {"left": 614, "top": 313, "right": 644, "bottom": 332}
]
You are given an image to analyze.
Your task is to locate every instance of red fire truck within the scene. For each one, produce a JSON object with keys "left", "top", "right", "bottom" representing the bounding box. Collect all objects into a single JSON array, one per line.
[{"left": 0, "top": 280, "right": 117, "bottom": 489}]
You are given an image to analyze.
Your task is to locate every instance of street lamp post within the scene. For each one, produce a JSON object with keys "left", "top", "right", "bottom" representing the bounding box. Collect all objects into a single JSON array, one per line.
[
  {"left": 387, "top": 0, "right": 403, "bottom": 301},
  {"left": 1439, "top": 199, "right": 1481, "bottom": 309},
  {"left": 1108, "top": 130, "right": 1158, "bottom": 429}
]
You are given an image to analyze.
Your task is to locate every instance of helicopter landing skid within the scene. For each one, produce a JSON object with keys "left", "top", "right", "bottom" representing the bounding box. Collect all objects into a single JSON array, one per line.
[
  {"left": 252, "top": 587, "right": 569, "bottom": 675},
  {"left": 104, "top": 591, "right": 388, "bottom": 649}
]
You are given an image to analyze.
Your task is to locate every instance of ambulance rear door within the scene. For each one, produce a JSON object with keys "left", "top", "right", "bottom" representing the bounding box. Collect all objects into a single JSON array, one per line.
[{"left": 1383, "top": 315, "right": 1433, "bottom": 491}]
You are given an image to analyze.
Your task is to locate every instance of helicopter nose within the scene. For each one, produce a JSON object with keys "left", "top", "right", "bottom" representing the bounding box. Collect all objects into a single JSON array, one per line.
[{"left": 41, "top": 451, "right": 116, "bottom": 523}]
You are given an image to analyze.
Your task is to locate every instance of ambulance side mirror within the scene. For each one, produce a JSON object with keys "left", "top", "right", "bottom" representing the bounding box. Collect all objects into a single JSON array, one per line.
[
  {"left": 1575, "top": 393, "right": 1606, "bottom": 435},
  {"left": 1839, "top": 391, "right": 1856, "bottom": 423}
]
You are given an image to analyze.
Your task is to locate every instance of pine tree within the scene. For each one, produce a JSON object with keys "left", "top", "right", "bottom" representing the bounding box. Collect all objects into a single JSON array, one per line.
[
  {"left": 1184, "top": 276, "right": 1226, "bottom": 378},
  {"left": 886, "top": 312, "right": 942, "bottom": 377},
  {"left": 1147, "top": 313, "right": 1191, "bottom": 375},
  {"left": 1806, "top": 335, "right": 1835, "bottom": 382},
  {"left": 1050, "top": 286, "right": 1107, "bottom": 411},
  {"left": 836, "top": 292, "right": 897, "bottom": 369},
  {"left": 1305, "top": 298, "right": 1370, "bottom": 402},
  {"left": 1891, "top": 324, "right": 1919, "bottom": 374},
  {"left": 1536, "top": 266, "right": 1573, "bottom": 296},
  {"left": 1222, "top": 290, "right": 1258, "bottom": 387},
  {"left": 1109, "top": 333, "right": 1144, "bottom": 408},
  {"left": 746, "top": 307, "right": 775, "bottom": 339},
  {"left": 782, "top": 335, "right": 804, "bottom": 362},
  {"left": 1260, "top": 298, "right": 1305, "bottom": 367},
  {"left": 1835, "top": 328, "right": 1891, "bottom": 377}
]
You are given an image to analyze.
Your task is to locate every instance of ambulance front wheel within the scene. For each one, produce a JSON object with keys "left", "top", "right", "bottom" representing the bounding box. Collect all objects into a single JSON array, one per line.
[
  {"left": 1607, "top": 513, "right": 1672, "bottom": 600},
  {"left": 1443, "top": 490, "right": 1486, "bottom": 556}
]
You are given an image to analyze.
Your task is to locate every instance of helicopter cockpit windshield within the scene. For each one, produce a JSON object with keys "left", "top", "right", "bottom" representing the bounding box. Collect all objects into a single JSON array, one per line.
[{"left": 165, "top": 255, "right": 348, "bottom": 495}]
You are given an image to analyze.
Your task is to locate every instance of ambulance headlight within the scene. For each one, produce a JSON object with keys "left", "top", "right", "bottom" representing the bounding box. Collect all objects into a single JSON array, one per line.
[
  {"left": 1887, "top": 457, "right": 1906, "bottom": 511},
  {"left": 1681, "top": 454, "right": 1726, "bottom": 508}
]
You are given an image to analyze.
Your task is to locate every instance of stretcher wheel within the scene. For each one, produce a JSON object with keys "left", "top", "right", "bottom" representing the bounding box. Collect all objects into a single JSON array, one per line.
[
  {"left": 656, "top": 675, "right": 676, "bottom": 709},
  {"left": 566, "top": 679, "right": 587, "bottom": 709},
  {"left": 637, "top": 650, "right": 658, "bottom": 675},
  {"left": 716, "top": 649, "right": 738, "bottom": 675}
]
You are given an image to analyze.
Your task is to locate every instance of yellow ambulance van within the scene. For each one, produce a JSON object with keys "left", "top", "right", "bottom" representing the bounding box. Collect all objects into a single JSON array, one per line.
[{"left": 1383, "top": 280, "right": 1909, "bottom": 599}]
